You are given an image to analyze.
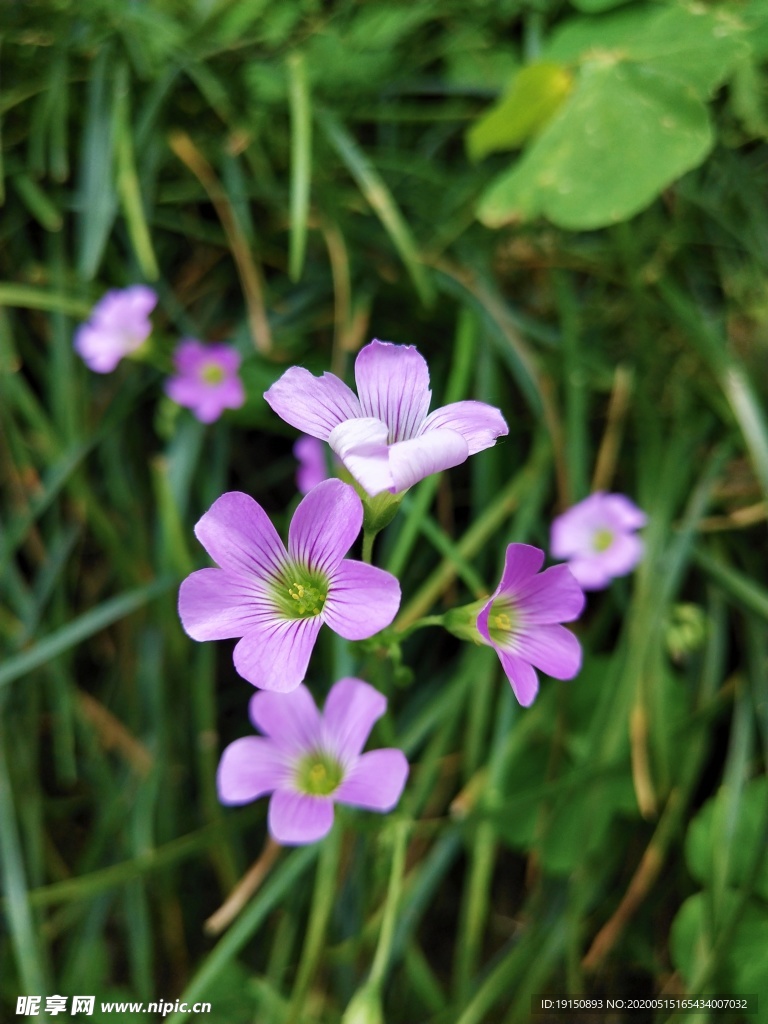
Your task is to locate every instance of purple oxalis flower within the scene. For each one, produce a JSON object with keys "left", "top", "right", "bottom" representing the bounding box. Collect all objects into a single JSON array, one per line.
[
  {"left": 217, "top": 678, "right": 409, "bottom": 844},
  {"left": 74, "top": 285, "right": 157, "bottom": 373},
  {"left": 165, "top": 339, "right": 246, "bottom": 423},
  {"left": 550, "top": 492, "right": 647, "bottom": 590},
  {"left": 477, "top": 543, "right": 585, "bottom": 707},
  {"left": 178, "top": 479, "right": 401, "bottom": 691},
  {"left": 264, "top": 339, "right": 509, "bottom": 496},
  {"left": 294, "top": 435, "right": 329, "bottom": 495}
]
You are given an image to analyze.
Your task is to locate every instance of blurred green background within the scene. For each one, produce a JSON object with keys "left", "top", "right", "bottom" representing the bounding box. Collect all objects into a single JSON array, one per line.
[{"left": 2, "top": 1, "right": 768, "bottom": 1021}]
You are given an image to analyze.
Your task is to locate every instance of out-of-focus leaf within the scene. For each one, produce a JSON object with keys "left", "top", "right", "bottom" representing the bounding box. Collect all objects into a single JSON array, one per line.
[
  {"left": 477, "top": 63, "right": 712, "bottom": 231},
  {"left": 686, "top": 776, "right": 768, "bottom": 902},
  {"left": 466, "top": 62, "right": 573, "bottom": 161},
  {"left": 671, "top": 891, "right": 768, "bottom": 1004},
  {"left": 571, "top": 0, "right": 633, "bottom": 12},
  {"left": 544, "top": 5, "right": 748, "bottom": 98}
]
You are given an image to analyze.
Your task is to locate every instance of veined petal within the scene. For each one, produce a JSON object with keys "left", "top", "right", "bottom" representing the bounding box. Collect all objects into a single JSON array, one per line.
[
  {"left": 335, "top": 749, "right": 409, "bottom": 811},
  {"left": 249, "top": 685, "right": 323, "bottom": 754},
  {"left": 233, "top": 617, "right": 322, "bottom": 692},
  {"left": 516, "top": 564, "right": 585, "bottom": 624},
  {"left": 497, "top": 651, "right": 540, "bottom": 707},
  {"left": 513, "top": 623, "right": 582, "bottom": 680},
  {"left": 354, "top": 340, "right": 431, "bottom": 442},
  {"left": 324, "top": 561, "right": 401, "bottom": 640},
  {"left": 421, "top": 400, "right": 508, "bottom": 455},
  {"left": 264, "top": 367, "right": 361, "bottom": 440},
  {"left": 217, "top": 736, "right": 287, "bottom": 804},
  {"left": 194, "top": 491, "right": 287, "bottom": 580},
  {"left": 288, "top": 479, "right": 363, "bottom": 575},
  {"left": 388, "top": 429, "right": 468, "bottom": 492},
  {"left": 268, "top": 790, "right": 334, "bottom": 845},
  {"left": 322, "top": 678, "right": 387, "bottom": 760},
  {"left": 178, "top": 568, "right": 274, "bottom": 640},
  {"left": 329, "top": 417, "right": 394, "bottom": 496},
  {"left": 495, "top": 543, "right": 546, "bottom": 597}
]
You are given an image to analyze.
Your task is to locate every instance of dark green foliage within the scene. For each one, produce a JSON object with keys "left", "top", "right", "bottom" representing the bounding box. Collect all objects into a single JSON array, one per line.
[{"left": 1, "top": 1, "right": 767, "bottom": 1022}]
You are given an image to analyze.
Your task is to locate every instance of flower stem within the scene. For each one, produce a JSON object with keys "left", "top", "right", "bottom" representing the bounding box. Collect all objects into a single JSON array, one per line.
[
  {"left": 369, "top": 819, "right": 409, "bottom": 989},
  {"left": 286, "top": 824, "right": 342, "bottom": 1023},
  {"left": 362, "top": 529, "right": 377, "bottom": 564},
  {"left": 396, "top": 615, "right": 445, "bottom": 640}
]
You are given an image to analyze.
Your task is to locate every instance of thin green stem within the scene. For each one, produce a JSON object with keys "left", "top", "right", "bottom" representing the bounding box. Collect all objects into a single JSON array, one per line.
[
  {"left": 362, "top": 529, "right": 377, "bottom": 564},
  {"left": 286, "top": 824, "right": 342, "bottom": 1023},
  {"left": 369, "top": 820, "right": 410, "bottom": 988},
  {"left": 395, "top": 615, "right": 445, "bottom": 640}
]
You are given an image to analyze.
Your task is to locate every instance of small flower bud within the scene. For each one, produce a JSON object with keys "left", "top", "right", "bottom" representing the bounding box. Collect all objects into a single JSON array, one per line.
[
  {"left": 443, "top": 599, "right": 488, "bottom": 644},
  {"left": 341, "top": 983, "right": 384, "bottom": 1024}
]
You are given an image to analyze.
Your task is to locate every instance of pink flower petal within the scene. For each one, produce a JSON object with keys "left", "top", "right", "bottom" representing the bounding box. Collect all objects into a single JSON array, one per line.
[
  {"left": 324, "top": 561, "right": 401, "bottom": 640},
  {"left": 512, "top": 623, "right": 582, "bottom": 680},
  {"left": 495, "top": 543, "right": 545, "bottom": 595},
  {"left": 264, "top": 367, "right": 362, "bottom": 440},
  {"left": 288, "top": 479, "right": 363, "bottom": 575},
  {"left": 322, "top": 678, "right": 387, "bottom": 759},
  {"left": 329, "top": 417, "right": 394, "bottom": 495},
  {"left": 194, "top": 491, "right": 287, "bottom": 580},
  {"left": 597, "top": 532, "right": 644, "bottom": 578},
  {"left": 388, "top": 430, "right": 469, "bottom": 492},
  {"left": 178, "top": 568, "right": 274, "bottom": 640},
  {"left": 497, "top": 651, "right": 540, "bottom": 706},
  {"left": 217, "top": 737, "right": 288, "bottom": 804},
  {"left": 516, "top": 564, "right": 585, "bottom": 624},
  {"left": 294, "top": 436, "right": 329, "bottom": 494},
  {"left": 335, "top": 749, "right": 409, "bottom": 811},
  {"left": 603, "top": 494, "right": 647, "bottom": 530},
  {"left": 268, "top": 790, "right": 335, "bottom": 845},
  {"left": 421, "top": 400, "right": 508, "bottom": 455},
  {"left": 354, "top": 340, "right": 431, "bottom": 442},
  {"left": 233, "top": 617, "right": 322, "bottom": 691},
  {"left": 249, "top": 685, "right": 323, "bottom": 754}
]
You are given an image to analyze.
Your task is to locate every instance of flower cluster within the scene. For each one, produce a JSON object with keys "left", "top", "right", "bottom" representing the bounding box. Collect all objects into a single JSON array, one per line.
[
  {"left": 171, "top": 332, "right": 646, "bottom": 846},
  {"left": 74, "top": 286, "right": 245, "bottom": 423}
]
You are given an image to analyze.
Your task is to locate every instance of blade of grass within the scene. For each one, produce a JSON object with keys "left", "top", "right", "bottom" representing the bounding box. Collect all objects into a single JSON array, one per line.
[
  {"left": 0, "top": 577, "right": 175, "bottom": 689},
  {"left": 114, "top": 74, "right": 159, "bottom": 280},
  {"left": 288, "top": 52, "right": 311, "bottom": 282},
  {"left": 318, "top": 108, "right": 435, "bottom": 308}
]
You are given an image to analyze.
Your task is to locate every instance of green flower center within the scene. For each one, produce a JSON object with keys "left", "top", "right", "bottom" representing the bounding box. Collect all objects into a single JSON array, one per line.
[
  {"left": 487, "top": 598, "right": 517, "bottom": 644},
  {"left": 296, "top": 751, "right": 344, "bottom": 796},
  {"left": 593, "top": 528, "right": 614, "bottom": 552},
  {"left": 201, "top": 362, "right": 225, "bottom": 385},
  {"left": 274, "top": 566, "right": 329, "bottom": 619}
]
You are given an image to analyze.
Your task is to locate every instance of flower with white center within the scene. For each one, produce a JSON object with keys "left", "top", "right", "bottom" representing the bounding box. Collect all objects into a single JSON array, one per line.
[{"left": 264, "top": 339, "right": 508, "bottom": 496}]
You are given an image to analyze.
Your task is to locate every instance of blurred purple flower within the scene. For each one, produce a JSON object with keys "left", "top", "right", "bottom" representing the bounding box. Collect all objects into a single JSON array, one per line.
[
  {"left": 550, "top": 492, "right": 647, "bottom": 590},
  {"left": 264, "top": 339, "right": 508, "bottom": 496},
  {"left": 477, "top": 543, "right": 585, "bottom": 707},
  {"left": 294, "top": 435, "right": 329, "bottom": 495},
  {"left": 74, "top": 285, "right": 157, "bottom": 373},
  {"left": 165, "top": 339, "right": 245, "bottom": 423},
  {"left": 178, "top": 479, "right": 401, "bottom": 692},
  {"left": 217, "top": 678, "right": 409, "bottom": 844}
]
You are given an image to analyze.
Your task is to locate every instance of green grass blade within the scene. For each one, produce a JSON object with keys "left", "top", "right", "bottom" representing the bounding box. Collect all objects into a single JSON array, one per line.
[
  {"left": 318, "top": 108, "right": 435, "bottom": 307},
  {"left": 288, "top": 52, "right": 311, "bottom": 282}
]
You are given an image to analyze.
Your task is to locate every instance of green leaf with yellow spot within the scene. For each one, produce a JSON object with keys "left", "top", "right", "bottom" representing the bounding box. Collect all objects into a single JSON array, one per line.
[
  {"left": 477, "top": 62, "right": 713, "bottom": 231},
  {"left": 465, "top": 61, "right": 573, "bottom": 161}
]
